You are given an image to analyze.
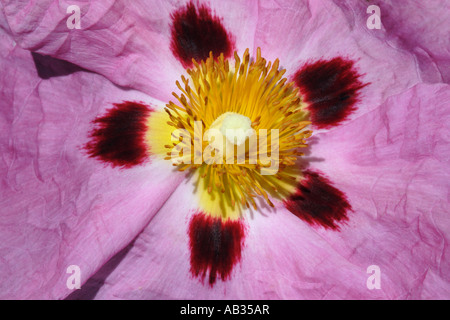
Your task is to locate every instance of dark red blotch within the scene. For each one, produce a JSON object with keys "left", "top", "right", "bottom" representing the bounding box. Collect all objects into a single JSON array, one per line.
[
  {"left": 170, "top": 2, "right": 234, "bottom": 68},
  {"left": 284, "top": 170, "right": 351, "bottom": 230},
  {"left": 294, "top": 57, "right": 368, "bottom": 129},
  {"left": 189, "top": 212, "right": 245, "bottom": 286},
  {"left": 85, "top": 101, "right": 152, "bottom": 168}
]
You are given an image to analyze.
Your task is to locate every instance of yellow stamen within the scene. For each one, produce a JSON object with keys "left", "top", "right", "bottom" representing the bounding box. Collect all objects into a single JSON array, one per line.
[{"left": 148, "top": 48, "right": 312, "bottom": 219}]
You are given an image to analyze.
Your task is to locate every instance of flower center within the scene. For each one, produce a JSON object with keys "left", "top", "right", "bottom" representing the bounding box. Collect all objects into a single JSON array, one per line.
[
  {"left": 215, "top": 112, "right": 253, "bottom": 146},
  {"left": 163, "top": 48, "right": 312, "bottom": 218}
]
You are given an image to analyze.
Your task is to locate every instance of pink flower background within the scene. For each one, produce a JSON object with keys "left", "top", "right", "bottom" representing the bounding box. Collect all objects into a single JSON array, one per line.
[{"left": 0, "top": 0, "right": 449, "bottom": 299}]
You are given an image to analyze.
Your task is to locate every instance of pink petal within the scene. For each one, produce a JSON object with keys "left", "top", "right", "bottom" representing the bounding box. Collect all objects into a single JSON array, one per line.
[
  {"left": 333, "top": 0, "right": 450, "bottom": 83},
  {"left": 205, "top": 0, "right": 258, "bottom": 56},
  {"left": 0, "top": 37, "right": 183, "bottom": 299}
]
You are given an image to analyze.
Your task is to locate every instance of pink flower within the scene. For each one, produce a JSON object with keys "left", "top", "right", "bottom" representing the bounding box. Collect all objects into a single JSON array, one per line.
[{"left": 1, "top": 0, "right": 449, "bottom": 300}]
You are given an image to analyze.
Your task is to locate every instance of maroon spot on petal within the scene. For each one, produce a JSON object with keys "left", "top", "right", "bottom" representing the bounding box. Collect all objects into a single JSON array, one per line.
[
  {"left": 84, "top": 101, "right": 153, "bottom": 168},
  {"left": 170, "top": 2, "right": 234, "bottom": 68},
  {"left": 284, "top": 170, "right": 351, "bottom": 230},
  {"left": 188, "top": 211, "right": 245, "bottom": 286},
  {"left": 294, "top": 57, "right": 368, "bottom": 129}
]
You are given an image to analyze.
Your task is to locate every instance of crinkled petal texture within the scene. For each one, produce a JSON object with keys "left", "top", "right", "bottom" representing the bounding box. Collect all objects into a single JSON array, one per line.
[
  {"left": 301, "top": 83, "right": 450, "bottom": 299},
  {"left": 69, "top": 84, "right": 450, "bottom": 299},
  {"left": 1, "top": 0, "right": 258, "bottom": 102},
  {"left": 0, "top": 33, "right": 184, "bottom": 299},
  {"left": 332, "top": 0, "right": 450, "bottom": 83},
  {"left": 5, "top": 0, "right": 446, "bottom": 116},
  {"left": 1, "top": 0, "right": 449, "bottom": 300}
]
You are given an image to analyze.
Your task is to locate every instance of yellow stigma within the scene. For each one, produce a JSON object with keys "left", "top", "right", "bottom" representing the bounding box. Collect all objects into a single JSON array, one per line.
[
  {"left": 215, "top": 112, "right": 254, "bottom": 146},
  {"left": 158, "top": 48, "right": 312, "bottom": 219}
]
